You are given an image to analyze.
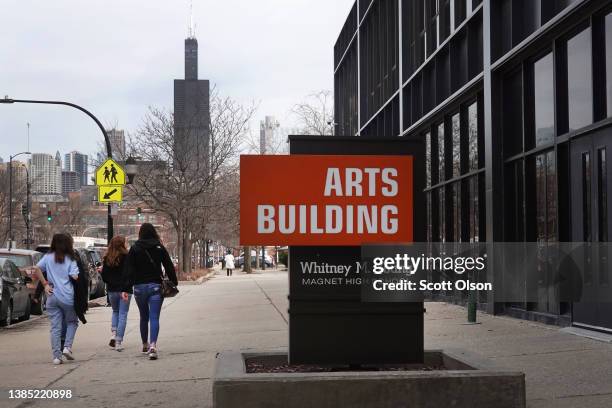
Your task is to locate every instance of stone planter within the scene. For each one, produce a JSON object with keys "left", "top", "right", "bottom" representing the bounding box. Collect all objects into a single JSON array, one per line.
[{"left": 213, "top": 349, "right": 525, "bottom": 408}]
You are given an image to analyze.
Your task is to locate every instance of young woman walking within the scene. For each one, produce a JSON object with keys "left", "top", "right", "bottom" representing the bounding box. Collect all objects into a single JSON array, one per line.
[
  {"left": 126, "top": 223, "right": 177, "bottom": 360},
  {"left": 101, "top": 236, "right": 132, "bottom": 352},
  {"left": 33, "top": 233, "right": 80, "bottom": 365}
]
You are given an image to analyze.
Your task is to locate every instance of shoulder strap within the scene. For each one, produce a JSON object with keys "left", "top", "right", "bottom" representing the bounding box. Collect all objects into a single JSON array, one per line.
[{"left": 143, "top": 248, "right": 166, "bottom": 278}]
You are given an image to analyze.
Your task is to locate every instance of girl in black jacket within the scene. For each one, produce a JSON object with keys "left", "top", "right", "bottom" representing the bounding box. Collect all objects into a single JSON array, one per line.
[
  {"left": 126, "top": 223, "right": 177, "bottom": 360},
  {"left": 101, "top": 236, "right": 132, "bottom": 351}
]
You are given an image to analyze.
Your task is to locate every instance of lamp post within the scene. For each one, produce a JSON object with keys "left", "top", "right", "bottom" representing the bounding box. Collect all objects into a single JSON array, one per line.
[
  {"left": 7, "top": 151, "right": 30, "bottom": 250},
  {"left": 1, "top": 96, "right": 114, "bottom": 245},
  {"left": 19, "top": 163, "right": 32, "bottom": 249}
]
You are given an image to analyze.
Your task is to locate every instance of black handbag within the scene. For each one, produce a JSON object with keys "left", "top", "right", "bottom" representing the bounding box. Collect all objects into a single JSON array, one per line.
[{"left": 143, "top": 248, "right": 179, "bottom": 298}]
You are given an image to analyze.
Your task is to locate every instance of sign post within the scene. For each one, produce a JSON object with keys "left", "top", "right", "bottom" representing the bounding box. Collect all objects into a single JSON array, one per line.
[
  {"left": 240, "top": 135, "right": 425, "bottom": 365},
  {"left": 95, "top": 158, "right": 125, "bottom": 204}
]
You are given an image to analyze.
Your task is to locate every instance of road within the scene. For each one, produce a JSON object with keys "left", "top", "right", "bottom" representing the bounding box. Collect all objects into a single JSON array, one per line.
[{"left": 1, "top": 269, "right": 612, "bottom": 407}]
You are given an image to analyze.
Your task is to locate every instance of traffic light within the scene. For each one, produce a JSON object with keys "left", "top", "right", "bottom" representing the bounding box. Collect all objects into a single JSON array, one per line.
[
  {"left": 21, "top": 204, "right": 27, "bottom": 217},
  {"left": 47, "top": 210, "right": 52, "bottom": 222},
  {"left": 136, "top": 207, "right": 143, "bottom": 218}
]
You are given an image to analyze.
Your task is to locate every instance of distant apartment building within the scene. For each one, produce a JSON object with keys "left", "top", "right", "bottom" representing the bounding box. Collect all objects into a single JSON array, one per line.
[
  {"left": 64, "top": 151, "right": 88, "bottom": 187},
  {"left": 107, "top": 128, "right": 126, "bottom": 160},
  {"left": 30, "top": 152, "right": 62, "bottom": 195},
  {"left": 61, "top": 170, "right": 80, "bottom": 194}
]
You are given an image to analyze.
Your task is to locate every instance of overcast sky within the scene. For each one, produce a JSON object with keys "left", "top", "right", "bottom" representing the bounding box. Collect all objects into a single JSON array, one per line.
[{"left": 0, "top": 0, "right": 354, "bottom": 163}]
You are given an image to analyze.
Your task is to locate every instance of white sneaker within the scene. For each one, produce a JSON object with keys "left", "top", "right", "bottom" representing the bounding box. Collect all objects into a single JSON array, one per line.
[
  {"left": 53, "top": 358, "right": 63, "bottom": 365},
  {"left": 62, "top": 347, "right": 74, "bottom": 360},
  {"left": 115, "top": 342, "right": 124, "bottom": 352}
]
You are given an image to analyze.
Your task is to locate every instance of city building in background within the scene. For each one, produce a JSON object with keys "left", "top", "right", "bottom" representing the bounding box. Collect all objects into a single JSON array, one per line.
[
  {"left": 334, "top": 0, "right": 612, "bottom": 331},
  {"left": 107, "top": 128, "right": 126, "bottom": 160},
  {"left": 259, "top": 116, "right": 279, "bottom": 154},
  {"left": 64, "top": 150, "right": 89, "bottom": 187},
  {"left": 61, "top": 170, "right": 80, "bottom": 194},
  {"left": 29, "top": 152, "right": 62, "bottom": 195},
  {"left": 173, "top": 13, "right": 210, "bottom": 170}
]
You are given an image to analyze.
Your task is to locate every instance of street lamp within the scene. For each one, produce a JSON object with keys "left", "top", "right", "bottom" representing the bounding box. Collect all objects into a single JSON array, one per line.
[
  {"left": 124, "top": 156, "right": 139, "bottom": 185},
  {"left": 19, "top": 163, "right": 32, "bottom": 249},
  {"left": 7, "top": 151, "right": 31, "bottom": 250},
  {"left": 1, "top": 96, "right": 114, "bottom": 245}
]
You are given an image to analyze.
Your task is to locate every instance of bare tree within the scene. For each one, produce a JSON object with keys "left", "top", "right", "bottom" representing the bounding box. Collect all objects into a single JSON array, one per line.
[
  {"left": 127, "top": 88, "right": 255, "bottom": 274},
  {"left": 291, "top": 90, "right": 334, "bottom": 136},
  {"left": 0, "top": 165, "right": 27, "bottom": 246}
]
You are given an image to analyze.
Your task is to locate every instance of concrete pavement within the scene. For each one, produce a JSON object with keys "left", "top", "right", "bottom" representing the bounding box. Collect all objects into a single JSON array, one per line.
[{"left": 0, "top": 269, "right": 611, "bottom": 407}]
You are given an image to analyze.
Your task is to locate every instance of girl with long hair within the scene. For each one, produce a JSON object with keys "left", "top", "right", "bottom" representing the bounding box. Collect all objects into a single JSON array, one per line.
[
  {"left": 33, "top": 233, "right": 80, "bottom": 365},
  {"left": 101, "top": 235, "right": 131, "bottom": 351},
  {"left": 126, "top": 223, "right": 177, "bottom": 360}
]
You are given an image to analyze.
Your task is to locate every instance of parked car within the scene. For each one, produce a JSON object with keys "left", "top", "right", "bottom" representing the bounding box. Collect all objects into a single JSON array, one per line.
[
  {"left": 0, "top": 249, "right": 45, "bottom": 314},
  {"left": 0, "top": 258, "right": 32, "bottom": 326},
  {"left": 77, "top": 248, "right": 105, "bottom": 299},
  {"left": 235, "top": 251, "right": 273, "bottom": 268}
]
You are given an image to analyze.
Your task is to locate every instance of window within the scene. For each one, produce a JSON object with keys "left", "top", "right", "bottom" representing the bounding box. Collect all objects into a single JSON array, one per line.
[
  {"left": 534, "top": 53, "right": 555, "bottom": 146},
  {"left": 468, "top": 102, "right": 478, "bottom": 171},
  {"left": 439, "top": 188, "right": 446, "bottom": 242},
  {"left": 567, "top": 28, "right": 593, "bottom": 131},
  {"left": 469, "top": 176, "right": 479, "bottom": 242},
  {"left": 452, "top": 113, "right": 461, "bottom": 178},
  {"left": 598, "top": 148, "right": 608, "bottom": 242},
  {"left": 455, "top": 0, "right": 467, "bottom": 28},
  {"left": 606, "top": 13, "right": 612, "bottom": 117},
  {"left": 582, "top": 152, "right": 592, "bottom": 242},
  {"left": 452, "top": 182, "right": 461, "bottom": 242},
  {"left": 426, "top": 132, "right": 432, "bottom": 186},
  {"left": 535, "top": 151, "right": 557, "bottom": 241},
  {"left": 438, "top": 122, "right": 446, "bottom": 182}
]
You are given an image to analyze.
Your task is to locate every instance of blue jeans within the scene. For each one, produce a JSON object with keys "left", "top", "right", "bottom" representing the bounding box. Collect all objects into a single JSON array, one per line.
[
  {"left": 108, "top": 292, "right": 131, "bottom": 342},
  {"left": 133, "top": 283, "right": 163, "bottom": 345},
  {"left": 46, "top": 295, "right": 78, "bottom": 359}
]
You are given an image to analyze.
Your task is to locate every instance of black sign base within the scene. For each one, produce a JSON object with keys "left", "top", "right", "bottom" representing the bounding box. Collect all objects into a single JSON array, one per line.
[{"left": 288, "top": 136, "right": 425, "bottom": 366}]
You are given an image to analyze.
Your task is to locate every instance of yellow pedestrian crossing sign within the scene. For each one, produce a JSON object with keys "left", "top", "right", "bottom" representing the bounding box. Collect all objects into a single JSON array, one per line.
[
  {"left": 96, "top": 158, "right": 125, "bottom": 186},
  {"left": 98, "top": 185, "right": 123, "bottom": 203}
]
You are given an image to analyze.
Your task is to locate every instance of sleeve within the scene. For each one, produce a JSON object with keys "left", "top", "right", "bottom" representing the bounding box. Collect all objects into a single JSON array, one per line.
[
  {"left": 101, "top": 263, "right": 109, "bottom": 284},
  {"left": 69, "top": 259, "right": 79, "bottom": 277},
  {"left": 36, "top": 254, "right": 48, "bottom": 272},
  {"left": 125, "top": 249, "right": 136, "bottom": 288},
  {"left": 160, "top": 246, "right": 178, "bottom": 285},
  {"left": 120, "top": 257, "right": 131, "bottom": 292}
]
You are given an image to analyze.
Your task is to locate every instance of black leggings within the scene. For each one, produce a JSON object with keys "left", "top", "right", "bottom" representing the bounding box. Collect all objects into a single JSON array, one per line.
[{"left": 226, "top": 269, "right": 233, "bottom": 276}]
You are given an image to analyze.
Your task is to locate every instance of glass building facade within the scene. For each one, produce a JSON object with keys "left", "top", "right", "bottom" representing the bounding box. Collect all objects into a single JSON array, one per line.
[{"left": 334, "top": 0, "right": 612, "bottom": 330}]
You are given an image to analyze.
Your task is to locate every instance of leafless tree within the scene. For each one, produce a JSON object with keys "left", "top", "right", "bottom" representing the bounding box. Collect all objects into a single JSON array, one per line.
[
  {"left": 0, "top": 165, "right": 27, "bottom": 246},
  {"left": 127, "top": 87, "right": 255, "bottom": 274},
  {"left": 291, "top": 90, "right": 334, "bottom": 136}
]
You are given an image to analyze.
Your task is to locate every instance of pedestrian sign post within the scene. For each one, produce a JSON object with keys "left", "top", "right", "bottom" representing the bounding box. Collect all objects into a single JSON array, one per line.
[{"left": 96, "top": 158, "right": 125, "bottom": 203}]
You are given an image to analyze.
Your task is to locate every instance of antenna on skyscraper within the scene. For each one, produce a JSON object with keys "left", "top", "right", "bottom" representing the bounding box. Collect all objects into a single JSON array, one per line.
[{"left": 188, "top": 0, "right": 195, "bottom": 38}]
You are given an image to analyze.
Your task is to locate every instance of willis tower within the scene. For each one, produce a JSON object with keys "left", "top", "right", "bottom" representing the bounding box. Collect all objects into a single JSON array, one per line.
[{"left": 174, "top": 10, "right": 210, "bottom": 172}]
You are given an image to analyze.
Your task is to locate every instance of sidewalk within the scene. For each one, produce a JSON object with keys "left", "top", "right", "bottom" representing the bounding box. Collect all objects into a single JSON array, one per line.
[{"left": 0, "top": 269, "right": 611, "bottom": 407}]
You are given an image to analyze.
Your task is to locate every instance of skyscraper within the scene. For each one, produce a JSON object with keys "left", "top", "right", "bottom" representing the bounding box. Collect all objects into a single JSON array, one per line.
[
  {"left": 259, "top": 116, "right": 279, "bottom": 154},
  {"left": 107, "top": 128, "right": 126, "bottom": 160},
  {"left": 64, "top": 151, "right": 88, "bottom": 187},
  {"left": 173, "top": 8, "right": 210, "bottom": 172},
  {"left": 62, "top": 170, "right": 80, "bottom": 194},
  {"left": 30, "top": 153, "right": 62, "bottom": 195}
]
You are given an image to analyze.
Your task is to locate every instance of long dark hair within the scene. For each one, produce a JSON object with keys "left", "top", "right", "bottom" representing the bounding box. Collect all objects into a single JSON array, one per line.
[
  {"left": 138, "top": 223, "right": 159, "bottom": 240},
  {"left": 104, "top": 236, "right": 128, "bottom": 267},
  {"left": 50, "top": 233, "right": 76, "bottom": 264}
]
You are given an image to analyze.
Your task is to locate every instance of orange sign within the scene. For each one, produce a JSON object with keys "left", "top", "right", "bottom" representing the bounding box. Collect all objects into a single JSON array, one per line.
[{"left": 240, "top": 155, "right": 413, "bottom": 246}]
